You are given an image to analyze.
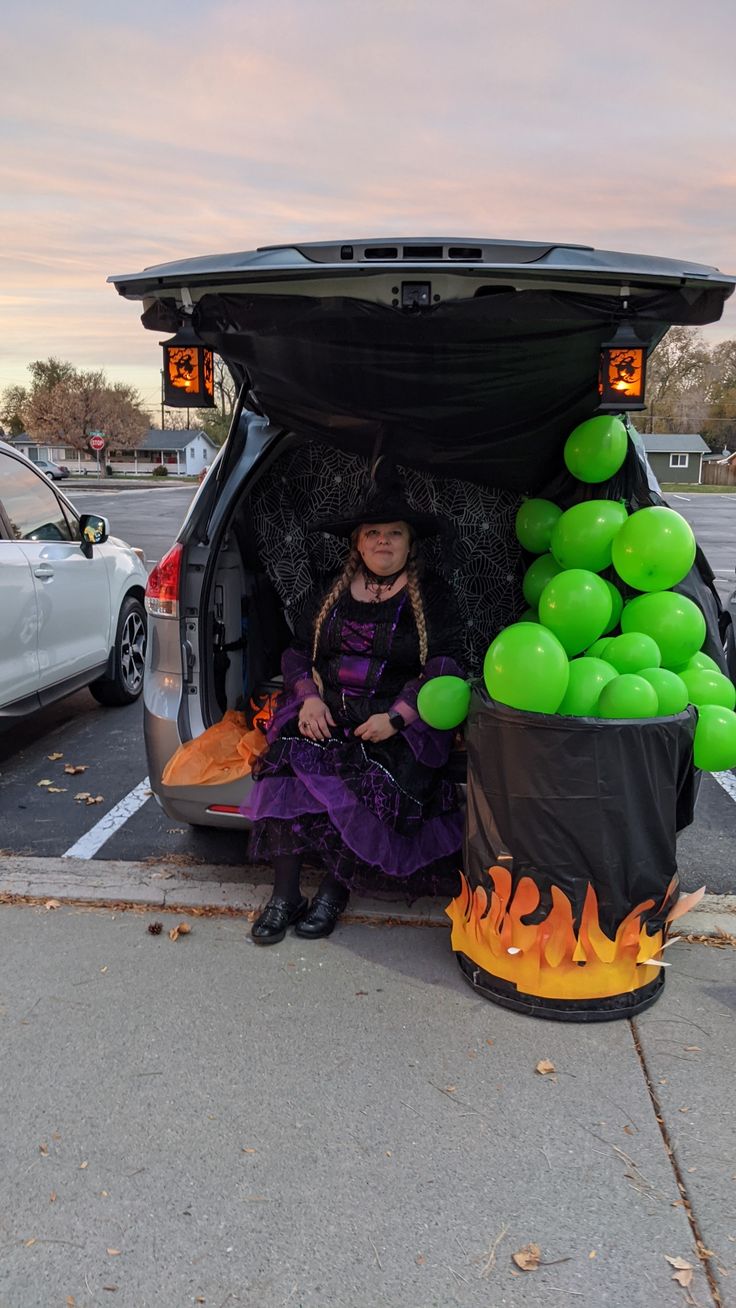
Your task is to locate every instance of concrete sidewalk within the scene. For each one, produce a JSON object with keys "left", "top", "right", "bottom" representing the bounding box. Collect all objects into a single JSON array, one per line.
[{"left": 0, "top": 902, "right": 733, "bottom": 1308}]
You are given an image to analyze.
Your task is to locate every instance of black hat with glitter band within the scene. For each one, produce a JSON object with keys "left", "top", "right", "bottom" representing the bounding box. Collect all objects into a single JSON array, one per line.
[{"left": 309, "top": 457, "right": 448, "bottom": 540}]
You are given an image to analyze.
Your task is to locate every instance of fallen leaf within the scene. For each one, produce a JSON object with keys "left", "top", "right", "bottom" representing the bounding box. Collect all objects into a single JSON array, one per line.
[
  {"left": 106, "top": 1248, "right": 121, "bottom": 1256},
  {"left": 512, "top": 1243, "right": 541, "bottom": 1272},
  {"left": 37, "top": 779, "right": 52, "bottom": 787},
  {"left": 241, "top": 1148, "right": 257, "bottom": 1154},
  {"left": 44, "top": 899, "right": 61, "bottom": 911},
  {"left": 39, "top": 1142, "right": 49, "bottom": 1156},
  {"left": 177, "top": 922, "right": 191, "bottom": 935},
  {"left": 100, "top": 966, "right": 108, "bottom": 973},
  {"left": 415, "top": 1254, "right": 426, "bottom": 1265},
  {"left": 102, "top": 1288, "right": 118, "bottom": 1293},
  {"left": 196, "top": 1299, "right": 205, "bottom": 1305},
  {"left": 67, "top": 1298, "right": 76, "bottom": 1306},
  {"left": 147, "top": 922, "right": 163, "bottom": 936},
  {"left": 64, "top": 765, "right": 88, "bottom": 775},
  {"left": 665, "top": 1256, "right": 693, "bottom": 1271},
  {"left": 47, "top": 787, "right": 67, "bottom": 794},
  {"left": 589, "top": 1250, "right": 597, "bottom": 1259},
  {"left": 684, "top": 1046, "right": 701, "bottom": 1052},
  {"left": 24, "top": 1238, "right": 37, "bottom": 1247},
  {"left": 74, "top": 792, "right": 90, "bottom": 801},
  {"left": 444, "top": 1085, "right": 457, "bottom": 1093},
  {"left": 50, "top": 1192, "right": 57, "bottom": 1203},
  {"left": 86, "top": 795, "right": 104, "bottom": 805},
  {"left": 623, "top": 1124, "right": 636, "bottom": 1136},
  {"left": 169, "top": 926, "right": 180, "bottom": 941},
  {"left": 673, "top": 1268, "right": 694, "bottom": 1288},
  {"left": 386, "top": 1150, "right": 392, "bottom": 1157},
  {"left": 535, "top": 1059, "right": 556, "bottom": 1076},
  {"left": 48, "top": 752, "right": 63, "bottom": 761},
  {"left": 52, "top": 1132, "right": 61, "bottom": 1140},
  {"left": 79, "top": 1161, "right": 88, "bottom": 1170},
  {"left": 486, "top": 1038, "right": 494, "bottom": 1046}
]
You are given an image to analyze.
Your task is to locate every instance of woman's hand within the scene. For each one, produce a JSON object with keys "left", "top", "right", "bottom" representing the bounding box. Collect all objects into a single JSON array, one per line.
[
  {"left": 298, "top": 695, "right": 335, "bottom": 741},
  {"left": 354, "top": 713, "right": 397, "bottom": 743}
]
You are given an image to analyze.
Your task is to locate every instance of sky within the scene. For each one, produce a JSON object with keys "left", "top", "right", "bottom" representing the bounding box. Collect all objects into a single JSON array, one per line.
[{"left": 2, "top": 0, "right": 736, "bottom": 420}]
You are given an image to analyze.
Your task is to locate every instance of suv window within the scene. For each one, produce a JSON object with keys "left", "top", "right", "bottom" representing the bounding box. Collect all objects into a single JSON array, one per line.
[{"left": 0, "top": 453, "right": 74, "bottom": 542}]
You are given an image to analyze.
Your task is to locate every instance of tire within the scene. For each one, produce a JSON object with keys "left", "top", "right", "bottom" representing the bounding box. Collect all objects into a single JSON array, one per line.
[{"left": 90, "top": 596, "right": 147, "bottom": 707}]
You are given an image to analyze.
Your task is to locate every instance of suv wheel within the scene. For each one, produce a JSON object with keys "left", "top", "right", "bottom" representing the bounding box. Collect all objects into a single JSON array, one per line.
[{"left": 90, "top": 596, "right": 147, "bottom": 706}]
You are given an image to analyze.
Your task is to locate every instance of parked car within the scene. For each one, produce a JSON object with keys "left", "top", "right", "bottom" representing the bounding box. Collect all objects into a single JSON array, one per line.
[
  {"left": 108, "top": 236, "right": 736, "bottom": 827},
  {"left": 0, "top": 441, "right": 148, "bottom": 723},
  {"left": 33, "top": 458, "right": 70, "bottom": 480}
]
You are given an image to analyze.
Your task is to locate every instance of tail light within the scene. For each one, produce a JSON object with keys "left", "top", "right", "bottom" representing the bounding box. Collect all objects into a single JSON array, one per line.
[{"left": 145, "top": 543, "right": 183, "bottom": 618}]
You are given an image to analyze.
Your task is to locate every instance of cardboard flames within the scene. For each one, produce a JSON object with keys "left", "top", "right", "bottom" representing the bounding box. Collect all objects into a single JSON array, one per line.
[{"left": 446, "top": 865, "right": 704, "bottom": 1003}]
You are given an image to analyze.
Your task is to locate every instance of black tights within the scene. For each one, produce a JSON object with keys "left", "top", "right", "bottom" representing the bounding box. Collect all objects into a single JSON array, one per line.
[{"left": 271, "top": 856, "right": 348, "bottom": 906}]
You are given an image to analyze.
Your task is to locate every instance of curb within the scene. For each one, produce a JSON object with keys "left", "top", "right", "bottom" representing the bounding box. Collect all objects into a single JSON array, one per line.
[{"left": 0, "top": 856, "right": 734, "bottom": 938}]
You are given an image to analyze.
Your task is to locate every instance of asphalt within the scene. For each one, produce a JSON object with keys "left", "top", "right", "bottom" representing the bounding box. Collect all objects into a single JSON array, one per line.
[{"left": 0, "top": 901, "right": 732, "bottom": 1308}]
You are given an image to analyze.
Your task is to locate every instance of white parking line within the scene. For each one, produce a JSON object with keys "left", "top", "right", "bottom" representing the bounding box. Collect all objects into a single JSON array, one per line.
[
  {"left": 713, "top": 770, "right": 736, "bottom": 805},
  {"left": 62, "top": 777, "right": 152, "bottom": 859},
  {"left": 671, "top": 493, "right": 690, "bottom": 501}
]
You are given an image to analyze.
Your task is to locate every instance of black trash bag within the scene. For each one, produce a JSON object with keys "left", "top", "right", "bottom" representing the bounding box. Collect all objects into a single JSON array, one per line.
[{"left": 449, "top": 691, "right": 697, "bottom": 1022}]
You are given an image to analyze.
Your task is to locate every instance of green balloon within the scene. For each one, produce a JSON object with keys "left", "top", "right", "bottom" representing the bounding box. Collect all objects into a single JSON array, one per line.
[
  {"left": 694, "top": 704, "right": 736, "bottom": 771},
  {"left": 604, "top": 632, "right": 662, "bottom": 674},
  {"left": 538, "top": 569, "right": 613, "bottom": 656},
  {"left": 558, "top": 657, "right": 617, "bottom": 717},
  {"left": 587, "top": 637, "right": 614, "bottom": 659},
  {"left": 639, "top": 668, "right": 689, "bottom": 716},
  {"left": 515, "top": 498, "right": 563, "bottom": 554},
  {"left": 519, "top": 607, "right": 539, "bottom": 623},
  {"left": 484, "top": 623, "right": 569, "bottom": 714},
  {"left": 620, "top": 592, "right": 706, "bottom": 669},
  {"left": 602, "top": 580, "right": 623, "bottom": 634},
  {"left": 564, "top": 415, "right": 628, "bottom": 484},
  {"left": 550, "top": 500, "right": 628, "bottom": 572},
  {"left": 675, "top": 651, "right": 721, "bottom": 675},
  {"left": 417, "top": 676, "right": 472, "bottom": 729},
  {"left": 522, "top": 553, "right": 563, "bottom": 608},
  {"left": 597, "top": 674, "right": 659, "bottom": 720},
  {"left": 681, "top": 668, "right": 736, "bottom": 711},
  {"left": 611, "top": 506, "right": 696, "bottom": 592}
]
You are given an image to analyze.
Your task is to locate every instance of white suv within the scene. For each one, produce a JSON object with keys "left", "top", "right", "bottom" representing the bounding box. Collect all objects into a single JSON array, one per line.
[{"left": 0, "top": 440, "right": 148, "bottom": 721}]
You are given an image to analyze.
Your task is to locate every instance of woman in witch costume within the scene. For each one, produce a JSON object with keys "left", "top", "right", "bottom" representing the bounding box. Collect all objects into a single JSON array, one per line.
[{"left": 246, "top": 464, "right": 466, "bottom": 944}]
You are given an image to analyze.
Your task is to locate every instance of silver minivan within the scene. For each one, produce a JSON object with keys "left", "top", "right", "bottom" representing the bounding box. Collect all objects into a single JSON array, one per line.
[{"left": 109, "top": 236, "right": 735, "bottom": 827}]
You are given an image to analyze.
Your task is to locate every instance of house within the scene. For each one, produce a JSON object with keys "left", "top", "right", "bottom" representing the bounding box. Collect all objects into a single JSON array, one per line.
[
  {"left": 641, "top": 433, "right": 709, "bottom": 485},
  {"left": 5, "top": 429, "right": 218, "bottom": 477},
  {"left": 115, "top": 430, "right": 218, "bottom": 476}
]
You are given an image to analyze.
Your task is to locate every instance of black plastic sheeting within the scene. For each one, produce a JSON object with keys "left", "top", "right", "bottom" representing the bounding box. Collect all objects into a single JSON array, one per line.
[
  {"left": 143, "top": 284, "right": 728, "bottom": 491},
  {"left": 457, "top": 693, "right": 697, "bottom": 1019}
]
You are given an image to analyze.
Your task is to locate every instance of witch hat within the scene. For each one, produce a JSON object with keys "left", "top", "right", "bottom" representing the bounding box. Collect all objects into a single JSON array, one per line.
[{"left": 309, "top": 457, "right": 448, "bottom": 539}]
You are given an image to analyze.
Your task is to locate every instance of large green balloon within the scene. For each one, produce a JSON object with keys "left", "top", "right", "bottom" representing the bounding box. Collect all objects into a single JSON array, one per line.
[
  {"left": 675, "top": 651, "right": 721, "bottom": 676},
  {"left": 587, "top": 637, "right": 614, "bottom": 659},
  {"left": 604, "top": 632, "right": 662, "bottom": 674},
  {"left": 602, "top": 580, "right": 623, "bottom": 634},
  {"left": 483, "top": 623, "right": 569, "bottom": 714},
  {"left": 538, "top": 569, "right": 613, "bottom": 656},
  {"left": 597, "top": 674, "right": 659, "bottom": 720},
  {"left": 557, "top": 657, "right": 617, "bottom": 717},
  {"left": 638, "top": 668, "right": 689, "bottom": 716},
  {"left": 611, "top": 506, "right": 696, "bottom": 592},
  {"left": 522, "top": 553, "right": 563, "bottom": 609},
  {"left": 694, "top": 704, "right": 736, "bottom": 770},
  {"left": 417, "top": 676, "right": 472, "bottom": 730},
  {"left": 564, "top": 415, "right": 628, "bottom": 484},
  {"left": 550, "top": 500, "right": 628, "bottom": 572},
  {"left": 681, "top": 668, "right": 736, "bottom": 711},
  {"left": 515, "top": 499, "right": 563, "bottom": 554},
  {"left": 620, "top": 592, "right": 706, "bottom": 669}
]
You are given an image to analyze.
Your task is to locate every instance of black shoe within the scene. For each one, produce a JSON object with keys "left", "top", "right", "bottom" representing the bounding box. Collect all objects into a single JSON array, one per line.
[
  {"left": 294, "top": 893, "right": 349, "bottom": 940},
  {"left": 251, "top": 895, "right": 308, "bottom": 945}
]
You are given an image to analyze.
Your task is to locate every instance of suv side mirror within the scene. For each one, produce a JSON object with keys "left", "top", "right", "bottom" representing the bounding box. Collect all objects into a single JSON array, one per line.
[{"left": 79, "top": 513, "right": 110, "bottom": 558}]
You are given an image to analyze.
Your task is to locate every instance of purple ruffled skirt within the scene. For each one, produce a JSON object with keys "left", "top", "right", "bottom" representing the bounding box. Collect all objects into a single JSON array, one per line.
[{"left": 242, "top": 721, "right": 464, "bottom": 902}]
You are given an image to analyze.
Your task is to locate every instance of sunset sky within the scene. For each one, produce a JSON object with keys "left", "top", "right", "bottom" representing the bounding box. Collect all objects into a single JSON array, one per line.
[{"left": 2, "top": 0, "right": 735, "bottom": 419}]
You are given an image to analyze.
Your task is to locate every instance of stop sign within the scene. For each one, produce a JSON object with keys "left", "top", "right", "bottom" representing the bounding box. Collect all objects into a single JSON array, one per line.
[{"left": 89, "top": 435, "right": 106, "bottom": 451}]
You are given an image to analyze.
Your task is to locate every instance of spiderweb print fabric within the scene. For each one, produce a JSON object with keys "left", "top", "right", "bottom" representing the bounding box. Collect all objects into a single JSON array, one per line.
[{"left": 251, "top": 442, "right": 527, "bottom": 673}]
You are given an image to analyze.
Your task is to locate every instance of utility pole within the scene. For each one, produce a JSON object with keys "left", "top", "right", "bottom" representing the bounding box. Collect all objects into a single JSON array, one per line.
[{"left": 160, "top": 370, "right": 165, "bottom": 430}]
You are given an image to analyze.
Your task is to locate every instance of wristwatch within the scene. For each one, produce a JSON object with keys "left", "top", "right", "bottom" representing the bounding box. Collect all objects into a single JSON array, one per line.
[{"left": 388, "top": 709, "right": 406, "bottom": 732}]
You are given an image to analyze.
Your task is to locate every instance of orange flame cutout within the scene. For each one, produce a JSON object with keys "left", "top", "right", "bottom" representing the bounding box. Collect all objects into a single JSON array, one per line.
[{"left": 446, "top": 868, "right": 684, "bottom": 1001}]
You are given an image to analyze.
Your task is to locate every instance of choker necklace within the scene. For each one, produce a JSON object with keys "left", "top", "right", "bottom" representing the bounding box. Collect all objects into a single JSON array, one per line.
[{"left": 360, "top": 562, "right": 406, "bottom": 601}]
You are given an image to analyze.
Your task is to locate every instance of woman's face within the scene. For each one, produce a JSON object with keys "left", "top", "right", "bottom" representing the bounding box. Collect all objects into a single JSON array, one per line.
[{"left": 357, "top": 521, "right": 412, "bottom": 575}]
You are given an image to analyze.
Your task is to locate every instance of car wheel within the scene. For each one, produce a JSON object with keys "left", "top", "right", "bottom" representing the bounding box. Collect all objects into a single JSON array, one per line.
[{"left": 89, "top": 596, "right": 147, "bottom": 707}]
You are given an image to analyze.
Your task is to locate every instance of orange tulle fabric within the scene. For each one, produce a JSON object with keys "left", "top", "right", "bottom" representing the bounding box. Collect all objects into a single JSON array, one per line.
[{"left": 162, "top": 707, "right": 270, "bottom": 787}]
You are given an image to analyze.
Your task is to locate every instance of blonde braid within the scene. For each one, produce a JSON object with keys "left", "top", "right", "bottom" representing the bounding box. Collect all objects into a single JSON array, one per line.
[
  {"left": 406, "top": 559, "right": 428, "bottom": 665},
  {"left": 311, "top": 548, "right": 361, "bottom": 666}
]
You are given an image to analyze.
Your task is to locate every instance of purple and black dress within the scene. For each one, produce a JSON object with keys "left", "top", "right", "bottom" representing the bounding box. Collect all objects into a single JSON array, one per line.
[{"left": 245, "top": 573, "right": 466, "bottom": 901}]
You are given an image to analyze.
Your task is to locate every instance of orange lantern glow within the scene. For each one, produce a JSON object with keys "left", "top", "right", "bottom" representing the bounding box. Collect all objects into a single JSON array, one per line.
[
  {"left": 161, "top": 322, "right": 215, "bottom": 408},
  {"left": 598, "top": 322, "right": 647, "bottom": 411}
]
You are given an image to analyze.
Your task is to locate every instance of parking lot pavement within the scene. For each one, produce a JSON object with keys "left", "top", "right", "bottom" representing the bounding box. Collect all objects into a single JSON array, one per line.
[
  {"left": 663, "top": 491, "right": 736, "bottom": 604},
  {"left": 64, "top": 485, "right": 197, "bottom": 567}
]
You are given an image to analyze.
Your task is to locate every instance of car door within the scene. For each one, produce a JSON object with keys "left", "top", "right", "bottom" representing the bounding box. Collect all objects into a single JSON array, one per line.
[
  {"left": 0, "top": 452, "right": 112, "bottom": 693},
  {"left": 0, "top": 524, "right": 41, "bottom": 712}
]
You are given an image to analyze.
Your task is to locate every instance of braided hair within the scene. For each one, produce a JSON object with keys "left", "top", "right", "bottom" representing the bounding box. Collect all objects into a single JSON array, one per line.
[{"left": 310, "top": 529, "right": 429, "bottom": 669}]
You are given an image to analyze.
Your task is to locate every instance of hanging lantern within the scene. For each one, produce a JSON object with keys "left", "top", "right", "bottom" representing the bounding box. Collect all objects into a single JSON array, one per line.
[
  {"left": 161, "top": 322, "right": 215, "bottom": 408},
  {"left": 598, "top": 321, "right": 647, "bottom": 411}
]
